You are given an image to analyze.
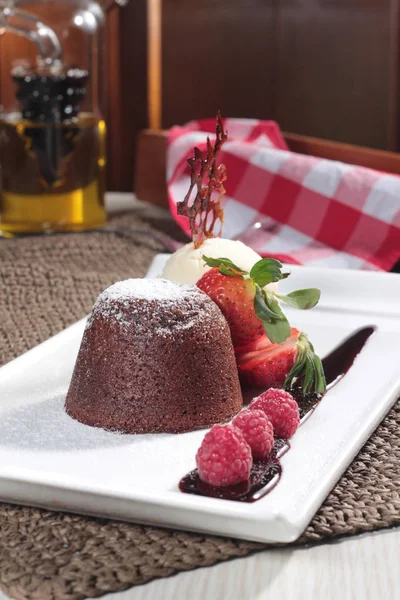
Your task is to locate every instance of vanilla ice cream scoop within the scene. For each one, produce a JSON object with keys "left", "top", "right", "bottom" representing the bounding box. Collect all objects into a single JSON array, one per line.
[{"left": 161, "top": 238, "right": 278, "bottom": 292}]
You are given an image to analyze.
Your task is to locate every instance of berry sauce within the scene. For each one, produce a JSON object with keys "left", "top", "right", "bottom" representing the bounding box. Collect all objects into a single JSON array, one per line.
[{"left": 179, "top": 326, "right": 375, "bottom": 502}]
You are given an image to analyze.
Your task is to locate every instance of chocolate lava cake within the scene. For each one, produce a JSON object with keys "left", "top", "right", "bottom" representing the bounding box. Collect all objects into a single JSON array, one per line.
[{"left": 65, "top": 279, "right": 243, "bottom": 433}]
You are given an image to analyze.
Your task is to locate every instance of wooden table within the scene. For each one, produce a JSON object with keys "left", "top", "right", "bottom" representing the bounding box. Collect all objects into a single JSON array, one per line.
[{"left": 1, "top": 193, "right": 399, "bottom": 600}]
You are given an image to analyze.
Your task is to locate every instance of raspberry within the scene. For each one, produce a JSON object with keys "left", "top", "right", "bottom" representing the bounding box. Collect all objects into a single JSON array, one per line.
[
  {"left": 196, "top": 424, "right": 252, "bottom": 487},
  {"left": 232, "top": 409, "right": 274, "bottom": 459},
  {"left": 250, "top": 388, "right": 300, "bottom": 439}
]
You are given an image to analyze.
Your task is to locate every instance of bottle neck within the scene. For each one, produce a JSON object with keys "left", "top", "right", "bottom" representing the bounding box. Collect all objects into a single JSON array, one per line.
[{"left": 0, "top": 7, "right": 62, "bottom": 63}]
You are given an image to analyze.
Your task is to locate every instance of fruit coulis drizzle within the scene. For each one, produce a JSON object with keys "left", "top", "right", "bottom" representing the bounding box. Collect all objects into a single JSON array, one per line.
[{"left": 179, "top": 326, "right": 376, "bottom": 502}]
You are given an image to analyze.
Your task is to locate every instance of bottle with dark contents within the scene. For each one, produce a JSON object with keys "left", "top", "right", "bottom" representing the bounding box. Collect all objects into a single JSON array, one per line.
[{"left": 0, "top": 1, "right": 108, "bottom": 233}]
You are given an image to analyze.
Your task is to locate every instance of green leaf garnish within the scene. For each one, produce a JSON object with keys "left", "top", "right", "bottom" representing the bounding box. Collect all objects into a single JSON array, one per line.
[
  {"left": 202, "top": 255, "right": 248, "bottom": 277},
  {"left": 254, "top": 288, "right": 291, "bottom": 343},
  {"left": 285, "top": 333, "right": 326, "bottom": 395},
  {"left": 250, "top": 258, "right": 285, "bottom": 287},
  {"left": 277, "top": 288, "right": 321, "bottom": 310},
  {"left": 254, "top": 286, "right": 282, "bottom": 320}
]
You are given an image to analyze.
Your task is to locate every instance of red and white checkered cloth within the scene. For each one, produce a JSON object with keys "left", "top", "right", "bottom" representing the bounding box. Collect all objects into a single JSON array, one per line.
[{"left": 167, "top": 118, "right": 400, "bottom": 271}]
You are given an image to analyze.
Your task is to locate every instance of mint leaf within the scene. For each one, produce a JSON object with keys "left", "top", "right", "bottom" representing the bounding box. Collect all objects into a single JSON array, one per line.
[
  {"left": 254, "top": 287, "right": 282, "bottom": 320},
  {"left": 277, "top": 288, "right": 321, "bottom": 310},
  {"left": 254, "top": 288, "right": 291, "bottom": 344},
  {"left": 262, "top": 314, "right": 291, "bottom": 344},
  {"left": 263, "top": 292, "right": 291, "bottom": 343},
  {"left": 202, "top": 255, "right": 248, "bottom": 277},
  {"left": 250, "top": 258, "right": 285, "bottom": 287}
]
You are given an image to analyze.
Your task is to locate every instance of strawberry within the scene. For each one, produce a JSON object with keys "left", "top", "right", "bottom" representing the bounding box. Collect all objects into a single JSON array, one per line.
[
  {"left": 234, "top": 331, "right": 275, "bottom": 355},
  {"left": 197, "top": 255, "right": 326, "bottom": 395},
  {"left": 198, "top": 255, "right": 321, "bottom": 345},
  {"left": 237, "top": 329, "right": 299, "bottom": 389},
  {"left": 197, "top": 268, "right": 264, "bottom": 347},
  {"left": 236, "top": 329, "right": 326, "bottom": 394}
]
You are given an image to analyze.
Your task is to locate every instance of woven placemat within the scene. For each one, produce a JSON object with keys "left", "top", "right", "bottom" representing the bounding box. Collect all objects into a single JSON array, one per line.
[{"left": 0, "top": 210, "right": 399, "bottom": 600}]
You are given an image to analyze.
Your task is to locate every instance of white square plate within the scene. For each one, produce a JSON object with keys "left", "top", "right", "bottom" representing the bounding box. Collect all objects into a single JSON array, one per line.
[{"left": 0, "top": 254, "right": 399, "bottom": 543}]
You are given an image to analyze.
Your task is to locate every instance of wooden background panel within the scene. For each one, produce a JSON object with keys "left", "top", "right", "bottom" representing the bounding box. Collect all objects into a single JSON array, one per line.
[
  {"left": 277, "top": 0, "right": 393, "bottom": 149},
  {"left": 320, "top": 0, "right": 388, "bottom": 7},
  {"left": 162, "top": 0, "right": 278, "bottom": 128},
  {"left": 106, "top": 0, "right": 148, "bottom": 191},
  {"left": 161, "top": 0, "right": 398, "bottom": 153}
]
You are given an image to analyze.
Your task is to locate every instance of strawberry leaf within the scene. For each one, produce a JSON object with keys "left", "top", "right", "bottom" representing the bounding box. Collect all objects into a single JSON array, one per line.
[
  {"left": 313, "top": 354, "right": 326, "bottom": 393},
  {"left": 285, "top": 333, "right": 326, "bottom": 395},
  {"left": 250, "top": 258, "right": 286, "bottom": 287},
  {"left": 218, "top": 265, "right": 242, "bottom": 277},
  {"left": 277, "top": 288, "right": 321, "bottom": 310},
  {"left": 303, "top": 355, "right": 316, "bottom": 394},
  {"left": 254, "top": 288, "right": 291, "bottom": 344},
  {"left": 202, "top": 255, "right": 248, "bottom": 277}
]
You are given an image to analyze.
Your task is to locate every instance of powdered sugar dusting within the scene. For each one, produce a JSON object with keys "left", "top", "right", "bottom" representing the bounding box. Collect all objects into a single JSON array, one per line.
[
  {"left": 99, "top": 278, "right": 199, "bottom": 304},
  {"left": 85, "top": 278, "right": 221, "bottom": 335}
]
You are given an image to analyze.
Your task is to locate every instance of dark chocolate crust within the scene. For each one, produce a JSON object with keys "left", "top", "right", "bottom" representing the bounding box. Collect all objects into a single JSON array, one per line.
[{"left": 65, "top": 280, "right": 243, "bottom": 433}]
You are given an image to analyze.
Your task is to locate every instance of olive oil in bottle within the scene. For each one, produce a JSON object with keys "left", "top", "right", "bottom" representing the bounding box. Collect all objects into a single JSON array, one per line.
[{"left": 0, "top": 114, "right": 106, "bottom": 233}]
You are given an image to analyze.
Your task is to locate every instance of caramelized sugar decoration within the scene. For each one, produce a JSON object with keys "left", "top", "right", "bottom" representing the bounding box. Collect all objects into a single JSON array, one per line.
[{"left": 177, "top": 112, "right": 227, "bottom": 248}]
